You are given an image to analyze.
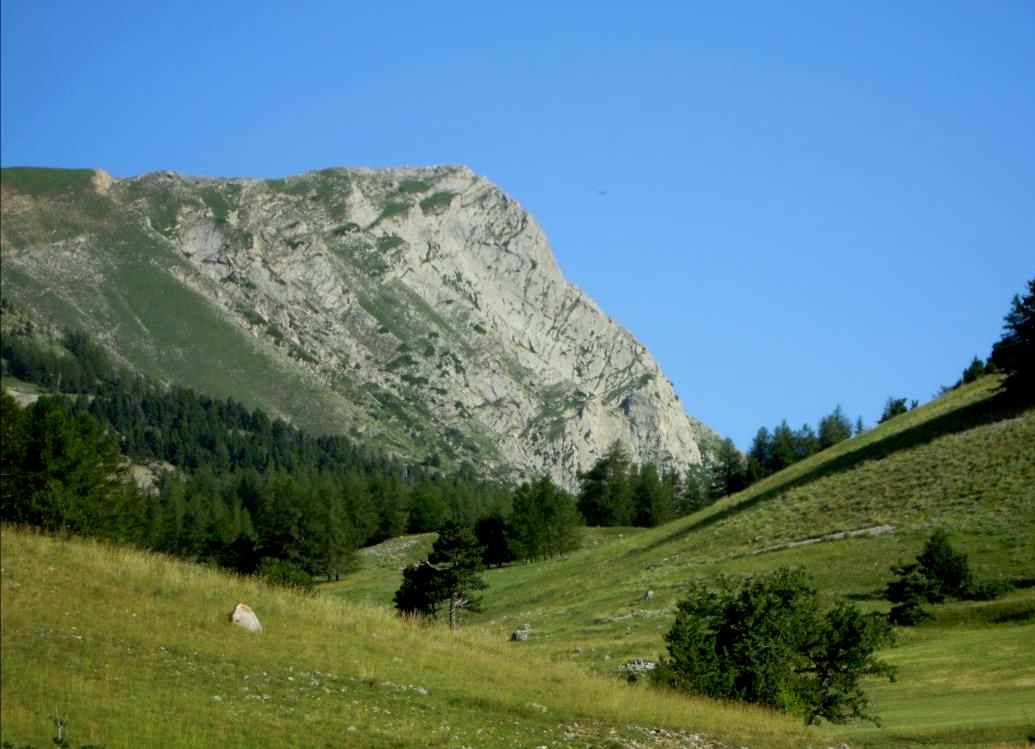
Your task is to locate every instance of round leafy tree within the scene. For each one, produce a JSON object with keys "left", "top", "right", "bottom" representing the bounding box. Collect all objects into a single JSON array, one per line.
[{"left": 654, "top": 568, "right": 895, "bottom": 725}]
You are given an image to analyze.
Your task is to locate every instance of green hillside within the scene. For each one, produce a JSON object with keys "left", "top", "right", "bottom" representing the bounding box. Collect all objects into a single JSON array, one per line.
[
  {"left": 0, "top": 169, "right": 362, "bottom": 437},
  {"left": 333, "top": 376, "right": 1035, "bottom": 748},
  {"left": 0, "top": 527, "right": 817, "bottom": 749}
]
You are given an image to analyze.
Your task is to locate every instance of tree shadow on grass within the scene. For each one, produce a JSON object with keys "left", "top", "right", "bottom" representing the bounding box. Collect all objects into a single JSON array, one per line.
[
  {"left": 844, "top": 589, "right": 887, "bottom": 602},
  {"left": 637, "top": 391, "right": 1030, "bottom": 556}
]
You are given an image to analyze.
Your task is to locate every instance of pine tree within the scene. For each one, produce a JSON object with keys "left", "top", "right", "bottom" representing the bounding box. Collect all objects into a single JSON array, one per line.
[
  {"left": 916, "top": 530, "right": 972, "bottom": 600},
  {"left": 508, "top": 480, "right": 547, "bottom": 560},
  {"left": 818, "top": 405, "right": 853, "bottom": 450},
  {"left": 746, "top": 427, "right": 772, "bottom": 483},
  {"left": 770, "top": 421, "right": 797, "bottom": 472},
  {"left": 394, "top": 561, "right": 443, "bottom": 619},
  {"left": 678, "top": 464, "right": 711, "bottom": 515},
  {"left": 989, "top": 275, "right": 1035, "bottom": 402},
  {"left": 4, "top": 396, "right": 126, "bottom": 533},
  {"left": 711, "top": 438, "right": 746, "bottom": 498},
  {"left": 474, "top": 513, "right": 514, "bottom": 567},
  {"left": 879, "top": 397, "right": 910, "bottom": 423},
  {"left": 958, "top": 356, "right": 986, "bottom": 386},
  {"left": 508, "top": 475, "right": 580, "bottom": 559},
  {"left": 794, "top": 423, "right": 819, "bottom": 461},
  {"left": 426, "top": 520, "right": 486, "bottom": 629},
  {"left": 632, "top": 463, "right": 673, "bottom": 527},
  {"left": 407, "top": 480, "right": 448, "bottom": 533},
  {"left": 538, "top": 476, "right": 582, "bottom": 556},
  {"left": 576, "top": 441, "right": 634, "bottom": 526}
]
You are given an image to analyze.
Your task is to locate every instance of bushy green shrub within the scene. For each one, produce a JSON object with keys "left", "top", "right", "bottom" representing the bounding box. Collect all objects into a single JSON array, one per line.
[
  {"left": 654, "top": 568, "right": 895, "bottom": 725},
  {"left": 886, "top": 562, "right": 934, "bottom": 625},
  {"left": 257, "top": 557, "right": 314, "bottom": 593},
  {"left": 885, "top": 530, "right": 1000, "bottom": 625},
  {"left": 917, "top": 529, "right": 973, "bottom": 600}
]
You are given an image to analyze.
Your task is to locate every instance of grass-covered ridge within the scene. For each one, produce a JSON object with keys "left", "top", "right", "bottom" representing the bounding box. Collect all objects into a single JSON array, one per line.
[
  {"left": 334, "top": 376, "right": 1035, "bottom": 747},
  {"left": 0, "top": 527, "right": 816, "bottom": 749}
]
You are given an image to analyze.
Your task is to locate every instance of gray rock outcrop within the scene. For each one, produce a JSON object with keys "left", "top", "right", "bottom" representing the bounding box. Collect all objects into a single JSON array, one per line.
[{"left": 1, "top": 166, "right": 720, "bottom": 488}]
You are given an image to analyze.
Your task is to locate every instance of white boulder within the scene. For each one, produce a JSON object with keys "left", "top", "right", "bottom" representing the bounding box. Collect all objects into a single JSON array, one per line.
[{"left": 229, "top": 603, "right": 262, "bottom": 632}]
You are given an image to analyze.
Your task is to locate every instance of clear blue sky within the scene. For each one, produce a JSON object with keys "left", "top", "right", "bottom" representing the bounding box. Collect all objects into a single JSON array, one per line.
[{"left": 3, "top": 1, "right": 1033, "bottom": 449}]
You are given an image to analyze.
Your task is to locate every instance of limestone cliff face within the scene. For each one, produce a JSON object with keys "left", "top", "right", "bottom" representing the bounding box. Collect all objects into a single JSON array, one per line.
[{"left": 0, "top": 166, "right": 719, "bottom": 488}]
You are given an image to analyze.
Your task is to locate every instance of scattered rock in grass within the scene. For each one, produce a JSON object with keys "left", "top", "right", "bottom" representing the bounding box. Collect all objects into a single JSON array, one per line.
[
  {"left": 619, "top": 658, "right": 656, "bottom": 673},
  {"left": 229, "top": 602, "right": 262, "bottom": 632}
]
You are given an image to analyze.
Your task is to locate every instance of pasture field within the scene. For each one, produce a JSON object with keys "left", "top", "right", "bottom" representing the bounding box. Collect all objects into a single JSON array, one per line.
[
  {"left": 333, "top": 377, "right": 1035, "bottom": 747},
  {"left": 2, "top": 377, "right": 1032, "bottom": 748},
  {"left": 0, "top": 527, "right": 816, "bottom": 749}
]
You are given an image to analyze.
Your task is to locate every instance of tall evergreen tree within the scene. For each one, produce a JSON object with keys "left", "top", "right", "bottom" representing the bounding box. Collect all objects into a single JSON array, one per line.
[
  {"left": 746, "top": 427, "right": 773, "bottom": 484},
  {"left": 632, "top": 463, "right": 674, "bottom": 527},
  {"left": 818, "top": 405, "right": 853, "bottom": 450},
  {"left": 394, "top": 561, "right": 443, "bottom": 620},
  {"left": 576, "top": 441, "right": 634, "bottom": 526},
  {"left": 370, "top": 473, "right": 409, "bottom": 543},
  {"left": 426, "top": 520, "right": 487, "bottom": 629},
  {"left": 989, "top": 275, "right": 1035, "bottom": 402},
  {"left": 678, "top": 464, "right": 711, "bottom": 515},
  {"left": 711, "top": 438, "right": 746, "bottom": 498},
  {"left": 0, "top": 393, "right": 28, "bottom": 514},
  {"left": 770, "top": 421, "right": 797, "bottom": 472},
  {"left": 509, "top": 475, "right": 581, "bottom": 559},
  {"left": 341, "top": 469, "right": 378, "bottom": 546},
  {"left": 474, "top": 512, "right": 514, "bottom": 568},
  {"left": 407, "top": 479, "right": 448, "bottom": 533},
  {"left": 538, "top": 476, "right": 582, "bottom": 556},
  {"left": 794, "top": 423, "right": 819, "bottom": 461}
]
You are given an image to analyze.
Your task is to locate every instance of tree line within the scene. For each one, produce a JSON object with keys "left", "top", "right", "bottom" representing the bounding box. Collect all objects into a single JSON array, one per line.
[
  {"left": 0, "top": 315, "right": 517, "bottom": 582},
  {"left": 0, "top": 391, "right": 510, "bottom": 578},
  {"left": 574, "top": 442, "right": 718, "bottom": 528},
  {"left": 742, "top": 404, "right": 861, "bottom": 487}
]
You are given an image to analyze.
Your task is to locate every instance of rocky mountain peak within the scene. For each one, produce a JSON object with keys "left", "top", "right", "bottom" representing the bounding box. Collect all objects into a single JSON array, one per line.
[{"left": 1, "top": 165, "right": 720, "bottom": 488}]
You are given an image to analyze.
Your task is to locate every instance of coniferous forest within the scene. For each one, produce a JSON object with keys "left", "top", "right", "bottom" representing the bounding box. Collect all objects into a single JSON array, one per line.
[
  {"left": 1, "top": 303, "right": 711, "bottom": 585},
  {"left": 2, "top": 275, "right": 1031, "bottom": 591}
]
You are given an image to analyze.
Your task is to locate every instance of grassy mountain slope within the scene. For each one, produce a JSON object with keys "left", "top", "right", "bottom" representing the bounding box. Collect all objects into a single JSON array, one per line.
[
  {"left": 0, "top": 528, "right": 817, "bottom": 749},
  {"left": 333, "top": 376, "right": 1035, "bottom": 747},
  {"left": 0, "top": 169, "right": 362, "bottom": 436}
]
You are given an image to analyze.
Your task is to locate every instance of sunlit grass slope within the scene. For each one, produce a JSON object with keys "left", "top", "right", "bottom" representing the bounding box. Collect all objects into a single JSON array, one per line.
[
  {"left": 1, "top": 527, "right": 822, "bottom": 749},
  {"left": 847, "top": 593, "right": 1035, "bottom": 749},
  {"left": 334, "top": 376, "right": 1035, "bottom": 747}
]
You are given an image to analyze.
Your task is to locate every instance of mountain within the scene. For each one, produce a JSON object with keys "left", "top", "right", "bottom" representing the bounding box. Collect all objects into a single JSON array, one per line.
[{"left": 0, "top": 166, "right": 718, "bottom": 488}]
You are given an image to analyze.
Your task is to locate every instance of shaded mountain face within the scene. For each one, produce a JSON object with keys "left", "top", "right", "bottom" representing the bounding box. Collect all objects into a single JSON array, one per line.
[{"left": 1, "top": 166, "right": 719, "bottom": 488}]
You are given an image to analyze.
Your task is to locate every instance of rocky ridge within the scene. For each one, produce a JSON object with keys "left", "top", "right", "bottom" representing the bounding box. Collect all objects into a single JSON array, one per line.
[{"left": 0, "top": 166, "right": 719, "bottom": 488}]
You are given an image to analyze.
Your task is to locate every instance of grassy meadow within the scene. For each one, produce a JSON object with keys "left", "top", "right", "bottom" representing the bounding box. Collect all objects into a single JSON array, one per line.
[
  {"left": 2, "top": 374, "right": 1032, "bottom": 747},
  {"left": 331, "top": 377, "right": 1035, "bottom": 748},
  {"left": 0, "top": 528, "right": 817, "bottom": 749}
]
